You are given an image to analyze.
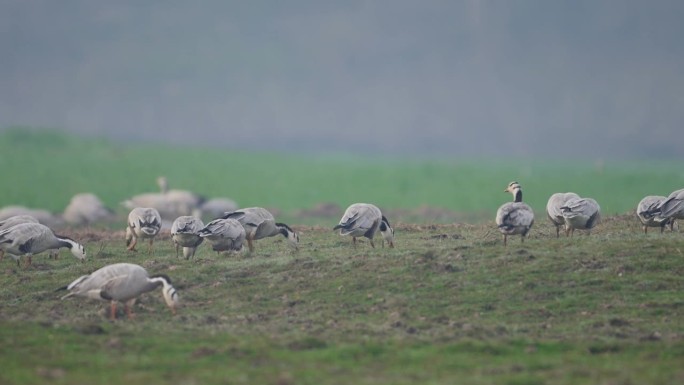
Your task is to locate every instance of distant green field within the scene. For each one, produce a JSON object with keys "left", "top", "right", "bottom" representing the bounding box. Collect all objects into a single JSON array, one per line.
[{"left": 0, "top": 128, "right": 682, "bottom": 223}]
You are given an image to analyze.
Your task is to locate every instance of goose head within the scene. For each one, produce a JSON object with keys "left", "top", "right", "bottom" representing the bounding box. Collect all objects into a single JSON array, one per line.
[
  {"left": 277, "top": 223, "right": 299, "bottom": 250},
  {"left": 151, "top": 274, "right": 179, "bottom": 315},
  {"left": 380, "top": 216, "right": 395, "bottom": 248},
  {"left": 504, "top": 181, "right": 523, "bottom": 202}
]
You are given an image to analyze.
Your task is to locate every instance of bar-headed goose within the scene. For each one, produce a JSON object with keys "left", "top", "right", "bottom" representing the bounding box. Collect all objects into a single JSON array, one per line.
[
  {"left": 560, "top": 197, "right": 601, "bottom": 236},
  {"left": 333, "top": 203, "right": 395, "bottom": 248},
  {"left": 59, "top": 263, "right": 178, "bottom": 320},
  {"left": 656, "top": 188, "right": 684, "bottom": 222},
  {"left": 496, "top": 181, "right": 535, "bottom": 246},
  {"left": 62, "top": 193, "right": 114, "bottom": 226},
  {"left": 221, "top": 207, "right": 299, "bottom": 252},
  {"left": 0, "top": 223, "right": 86, "bottom": 267},
  {"left": 546, "top": 192, "right": 580, "bottom": 237},
  {"left": 198, "top": 218, "right": 246, "bottom": 253},
  {"left": 125, "top": 207, "right": 162, "bottom": 254},
  {"left": 170, "top": 216, "right": 205, "bottom": 259},
  {"left": 637, "top": 195, "right": 674, "bottom": 234}
]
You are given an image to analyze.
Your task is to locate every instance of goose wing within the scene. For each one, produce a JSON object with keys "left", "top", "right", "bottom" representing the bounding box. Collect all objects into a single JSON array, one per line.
[{"left": 497, "top": 202, "right": 534, "bottom": 228}]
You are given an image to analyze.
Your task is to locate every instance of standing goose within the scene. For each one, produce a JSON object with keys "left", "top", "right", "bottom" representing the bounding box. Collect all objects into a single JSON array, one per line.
[
  {"left": 637, "top": 195, "right": 674, "bottom": 234},
  {"left": 546, "top": 192, "right": 580, "bottom": 237},
  {"left": 125, "top": 207, "right": 162, "bottom": 254},
  {"left": 0, "top": 223, "right": 86, "bottom": 267},
  {"left": 333, "top": 203, "right": 395, "bottom": 248},
  {"left": 560, "top": 197, "right": 601, "bottom": 236},
  {"left": 170, "top": 216, "right": 205, "bottom": 259},
  {"left": 198, "top": 218, "right": 246, "bottom": 253},
  {"left": 495, "top": 181, "right": 535, "bottom": 246},
  {"left": 59, "top": 263, "right": 179, "bottom": 320},
  {"left": 221, "top": 207, "right": 299, "bottom": 252}
]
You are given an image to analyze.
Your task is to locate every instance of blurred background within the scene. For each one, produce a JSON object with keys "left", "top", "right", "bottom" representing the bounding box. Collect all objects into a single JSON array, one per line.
[{"left": 1, "top": 0, "right": 683, "bottom": 159}]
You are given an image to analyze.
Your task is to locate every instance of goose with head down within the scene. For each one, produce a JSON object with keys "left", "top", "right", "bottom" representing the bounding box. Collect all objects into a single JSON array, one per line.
[
  {"left": 560, "top": 197, "right": 601, "bottom": 236},
  {"left": 170, "top": 216, "right": 204, "bottom": 259},
  {"left": 221, "top": 207, "right": 298, "bottom": 252},
  {"left": 496, "top": 181, "right": 535, "bottom": 246},
  {"left": 636, "top": 195, "right": 674, "bottom": 234},
  {"left": 0, "top": 222, "right": 86, "bottom": 267},
  {"left": 125, "top": 207, "right": 162, "bottom": 254},
  {"left": 333, "top": 203, "right": 394, "bottom": 248},
  {"left": 59, "top": 263, "right": 178, "bottom": 320},
  {"left": 650, "top": 188, "right": 684, "bottom": 225},
  {"left": 546, "top": 192, "right": 580, "bottom": 237}
]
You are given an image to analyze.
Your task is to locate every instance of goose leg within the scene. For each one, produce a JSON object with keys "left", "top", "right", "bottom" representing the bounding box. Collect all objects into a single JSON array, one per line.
[
  {"left": 0, "top": 249, "right": 4, "bottom": 261},
  {"left": 110, "top": 302, "right": 118, "bottom": 320},
  {"left": 175, "top": 242, "right": 180, "bottom": 258},
  {"left": 148, "top": 239, "right": 154, "bottom": 255},
  {"left": 247, "top": 234, "right": 255, "bottom": 253},
  {"left": 127, "top": 237, "right": 138, "bottom": 252},
  {"left": 370, "top": 239, "right": 375, "bottom": 248},
  {"left": 503, "top": 234, "right": 507, "bottom": 246},
  {"left": 124, "top": 300, "right": 136, "bottom": 320}
]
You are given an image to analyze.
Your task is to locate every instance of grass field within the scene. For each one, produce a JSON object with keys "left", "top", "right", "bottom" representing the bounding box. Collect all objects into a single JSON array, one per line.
[
  {"left": 1, "top": 128, "right": 683, "bottom": 384},
  {"left": 1, "top": 216, "right": 683, "bottom": 384}
]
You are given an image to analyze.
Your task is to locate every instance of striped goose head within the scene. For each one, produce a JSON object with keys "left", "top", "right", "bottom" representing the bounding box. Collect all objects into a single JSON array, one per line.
[{"left": 504, "top": 181, "right": 523, "bottom": 203}]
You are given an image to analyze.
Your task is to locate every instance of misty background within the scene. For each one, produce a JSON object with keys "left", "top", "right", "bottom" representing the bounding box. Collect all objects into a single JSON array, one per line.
[{"left": 1, "top": 0, "right": 682, "bottom": 158}]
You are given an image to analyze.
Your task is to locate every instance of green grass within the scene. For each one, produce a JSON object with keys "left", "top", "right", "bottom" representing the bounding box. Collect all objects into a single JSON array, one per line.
[
  {"left": 1, "top": 215, "right": 683, "bottom": 384},
  {"left": 1, "top": 128, "right": 684, "bottom": 383},
  {"left": 0, "top": 127, "right": 682, "bottom": 224}
]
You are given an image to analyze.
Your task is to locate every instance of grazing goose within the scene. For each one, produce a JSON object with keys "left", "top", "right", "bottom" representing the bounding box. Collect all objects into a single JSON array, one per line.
[
  {"left": 125, "top": 207, "right": 162, "bottom": 254},
  {"left": 560, "top": 197, "right": 601, "bottom": 236},
  {"left": 59, "top": 263, "right": 179, "bottom": 320},
  {"left": 495, "top": 181, "right": 535, "bottom": 246},
  {"left": 221, "top": 207, "right": 299, "bottom": 252},
  {"left": 0, "top": 216, "right": 61, "bottom": 261},
  {"left": 655, "top": 188, "right": 684, "bottom": 223},
  {"left": 198, "top": 218, "right": 246, "bottom": 253},
  {"left": 0, "top": 223, "right": 86, "bottom": 267},
  {"left": 546, "top": 192, "right": 580, "bottom": 237},
  {"left": 636, "top": 195, "right": 674, "bottom": 234},
  {"left": 170, "top": 216, "right": 205, "bottom": 259},
  {"left": 62, "top": 193, "right": 114, "bottom": 226},
  {"left": 333, "top": 203, "right": 395, "bottom": 248}
]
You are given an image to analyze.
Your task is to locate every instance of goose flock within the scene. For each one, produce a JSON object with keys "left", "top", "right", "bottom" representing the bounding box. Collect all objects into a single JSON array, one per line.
[{"left": 0, "top": 178, "right": 682, "bottom": 320}]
